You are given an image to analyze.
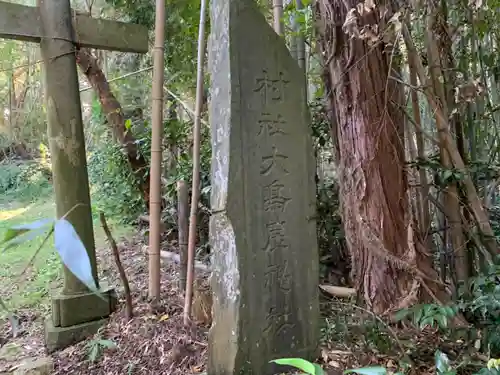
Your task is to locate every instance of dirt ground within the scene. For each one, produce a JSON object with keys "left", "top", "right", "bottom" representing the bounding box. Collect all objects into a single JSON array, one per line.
[
  {"left": 0, "top": 236, "right": 208, "bottom": 375},
  {"left": 0, "top": 234, "right": 477, "bottom": 375}
]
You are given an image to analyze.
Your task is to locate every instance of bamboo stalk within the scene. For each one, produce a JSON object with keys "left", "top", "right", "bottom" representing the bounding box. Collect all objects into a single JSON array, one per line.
[{"left": 184, "top": 0, "right": 208, "bottom": 326}]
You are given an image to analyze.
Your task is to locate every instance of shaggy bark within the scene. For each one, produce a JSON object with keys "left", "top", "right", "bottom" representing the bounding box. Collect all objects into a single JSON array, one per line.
[
  {"left": 316, "top": 0, "right": 447, "bottom": 313},
  {"left": 76, "top": 48, "right": 151, "bottom": 210}
]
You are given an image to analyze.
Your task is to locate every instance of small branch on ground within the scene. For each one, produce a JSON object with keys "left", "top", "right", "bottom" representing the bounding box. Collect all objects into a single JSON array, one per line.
[
  {"left": 154, "top": 249, "right": 210, "bottom": 273},
  {"left": 99, "top": 212, "right": 133, "bottom": 320},
  {"left": 319, "top": 284, "right": 357, "bottom": 298}
]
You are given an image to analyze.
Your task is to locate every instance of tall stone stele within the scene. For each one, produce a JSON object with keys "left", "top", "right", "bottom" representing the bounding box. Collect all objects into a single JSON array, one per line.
[{"left": 208, "top": 0, "right": 320, "bottom": 374}]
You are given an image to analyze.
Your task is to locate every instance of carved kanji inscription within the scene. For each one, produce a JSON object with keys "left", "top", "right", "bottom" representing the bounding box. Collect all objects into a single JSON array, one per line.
[
  {"left": 257, "top": 112, "right": 287, "bottom": 138},
  {"left": 254, "top": 69, "right": 290, "bottom": 105},
  {"left": 260, "top": 147, "right": 289, "bottom": 176}
]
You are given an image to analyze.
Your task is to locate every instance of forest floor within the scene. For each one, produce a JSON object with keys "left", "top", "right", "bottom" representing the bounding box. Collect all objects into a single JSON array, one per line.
[
  {"left": 0, "top": 196, "right": 209, "bottom": 375},
  {"left": 0, "top": 197, "right": 483, "bottom": 375}
]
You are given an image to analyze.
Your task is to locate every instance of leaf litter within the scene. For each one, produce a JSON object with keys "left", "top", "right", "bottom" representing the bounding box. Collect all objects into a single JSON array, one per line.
[
  {"left": 317, "top": 297, "right": 485, "bottom": 375},
  {"left": 1, "top": 235, "right": 209, "bottom": 375},
  {"left": 52, "top": 236, "right": 209, "bottom": 375},
  {"left": 0, "top": 234, "right": 488, "bottom": 375}
]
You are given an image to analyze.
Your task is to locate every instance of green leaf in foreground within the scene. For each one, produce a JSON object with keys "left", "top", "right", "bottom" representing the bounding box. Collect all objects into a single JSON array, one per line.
[
  {"left": 2, "top": 227, "right": 29, "bottom": 243},
  {"left": 313, "top": 363, "right": 325, "bottom": 375},
  {"left": 270, "top": 358, "right": 319, "bottom": 375},
  {"left": 1, "top": 218, "right": 54, "bottom": 251},
  {"left": 393, "top": 308, "right": 410, "bottom": 322},
  {"left": 344, "top": 366, "right": 387, "bottom": 375},
  {"left": 0, "top": 296, "right": 19, "bottom": 337},
  {"left": 54, "top": 218, "right": 98, "bottom": 293}
]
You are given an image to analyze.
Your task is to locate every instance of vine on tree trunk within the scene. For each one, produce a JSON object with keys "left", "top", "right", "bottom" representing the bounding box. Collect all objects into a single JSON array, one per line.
[{"left": 76, "top": 48, "right": 152, "bottom": 211}]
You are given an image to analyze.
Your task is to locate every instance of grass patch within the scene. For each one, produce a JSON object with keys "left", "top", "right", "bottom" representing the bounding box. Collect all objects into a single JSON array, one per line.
[
  {"left": 0, "top": 160, "right": 53, "bottom": 204},
  {"left": 0, "top": 196, "right": 133, "bottom": 317},
  {"left": 0, "top": 199, "right": 58, "bottom": 316}
]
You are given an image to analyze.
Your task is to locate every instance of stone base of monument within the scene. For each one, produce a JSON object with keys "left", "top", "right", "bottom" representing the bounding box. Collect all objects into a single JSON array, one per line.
[
  {"left": 44, "top": 282, "right": 117, "bottom": 353},
  {"left": 44, "top": 317, "right": 108, "bottom": 353},
  {"left": 50, "top": 282, "right": 117, "bottom": 327}
]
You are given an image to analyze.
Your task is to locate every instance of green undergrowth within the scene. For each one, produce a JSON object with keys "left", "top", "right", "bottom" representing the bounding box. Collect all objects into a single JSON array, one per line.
[
  {"left": 0, "top": 199, "right": 59, "bottom": 315},
  {"left": 0, "top": 161, "right": 133, "bottom": 317},
  {"left": 0, "top": 160, "right": 53, "bottom": 204}
]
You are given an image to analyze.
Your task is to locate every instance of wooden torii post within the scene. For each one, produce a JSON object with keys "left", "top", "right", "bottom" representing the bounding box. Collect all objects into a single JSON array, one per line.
[{"left": 0, "top": 0, "right": 148, "bottom": 352}]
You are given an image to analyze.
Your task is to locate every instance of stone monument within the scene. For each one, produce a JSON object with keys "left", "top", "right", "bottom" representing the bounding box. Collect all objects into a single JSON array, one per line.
[{"left": 208, "top": 0, "right": 320, "bottom": 374}]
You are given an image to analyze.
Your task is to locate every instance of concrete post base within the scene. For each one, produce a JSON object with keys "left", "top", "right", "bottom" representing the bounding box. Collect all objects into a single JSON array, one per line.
[
  {"left": 44, "top": 282, "right": 117, "bottom": 352},
  {"left": 44, "top": 317, "right": 108, "bottom": 353},
  {"left": 50, "top": 282, "right": 117, "bottom": 327}
]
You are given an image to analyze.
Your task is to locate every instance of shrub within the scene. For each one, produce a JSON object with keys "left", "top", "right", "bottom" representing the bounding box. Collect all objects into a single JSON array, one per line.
[{"left": 0, "top": 160, "right": 52, "bottom": 202}]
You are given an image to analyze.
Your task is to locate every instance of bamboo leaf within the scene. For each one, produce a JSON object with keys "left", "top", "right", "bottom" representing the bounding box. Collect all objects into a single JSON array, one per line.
[
  {"left": 1, "top": 218, "right": 54, "bottom": 251},
  {"left": 0, "top": 297, "right": 19, "bottom": 337},
  {"left": 54, "top": 219, "right": 97, "bottom": 292},
  {"left": 270, "top": 358, "right": 317, "bottom": 375}
]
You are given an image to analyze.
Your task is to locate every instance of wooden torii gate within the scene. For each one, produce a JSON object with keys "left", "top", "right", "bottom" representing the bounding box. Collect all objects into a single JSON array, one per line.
[{"left": 0, "top": 0, "right": 148, "bottom": 351}]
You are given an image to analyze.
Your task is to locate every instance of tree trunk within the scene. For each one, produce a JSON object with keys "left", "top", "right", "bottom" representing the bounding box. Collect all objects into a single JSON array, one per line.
[
  {"left": 75, "top": 48, "right": 151, "bottom": 210},
  {"left": 425, "top": 3, "right": 468, "bottom": 289},
  {"left": 403, "top": 24, "right": 498, "bottom": 258},
  {"left": 409, "top": 59, "right": 432, "bottom": 250},
  {"left": 316, "top": 0, "right": 446, "bottom": 313}
]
